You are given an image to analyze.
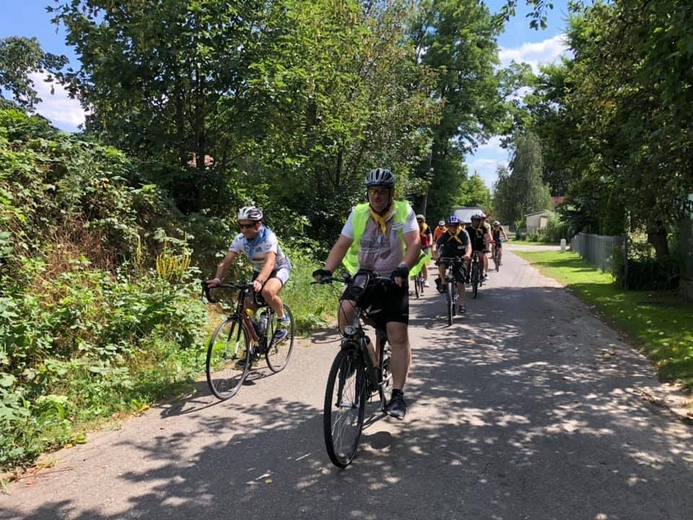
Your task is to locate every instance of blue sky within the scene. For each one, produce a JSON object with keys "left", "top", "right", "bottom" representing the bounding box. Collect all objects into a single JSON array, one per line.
[{"left": 1, "top": 0, "right": 571, "bottom": 189}]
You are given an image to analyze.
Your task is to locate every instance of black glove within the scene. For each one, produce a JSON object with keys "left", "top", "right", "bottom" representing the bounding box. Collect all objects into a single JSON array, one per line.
[
  {"left": 390, "top": 264, "right": 409, "bottom": 281},
  {"left": 312, "top": 268, "right": 332, "bottom": 280}
]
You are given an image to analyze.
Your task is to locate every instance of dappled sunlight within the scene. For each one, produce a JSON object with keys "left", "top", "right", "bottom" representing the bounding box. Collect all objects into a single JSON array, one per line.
[{"left": 4, "top": 275, "right": 692, "bottom": 519}]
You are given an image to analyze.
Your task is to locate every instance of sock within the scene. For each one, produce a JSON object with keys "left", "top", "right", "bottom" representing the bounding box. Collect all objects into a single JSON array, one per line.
[{"left": 392, "top": 389, "right": 403, "bottom": 397}]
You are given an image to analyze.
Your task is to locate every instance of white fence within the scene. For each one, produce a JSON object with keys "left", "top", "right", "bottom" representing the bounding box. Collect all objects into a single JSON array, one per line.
[{"left": 572, "top": 233, "right": 624, "bottom": 273}]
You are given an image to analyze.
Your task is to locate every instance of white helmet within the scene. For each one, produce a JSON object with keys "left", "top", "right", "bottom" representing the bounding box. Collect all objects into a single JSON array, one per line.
[
  {"left": 365, "top": 168, "right": 396, "bottom": 187},
  {"left": 237, "top": 206, "right": 263, "bottom": 221},
  {"left": 438, "top": 220, "right": 445, "bottom": 226}
]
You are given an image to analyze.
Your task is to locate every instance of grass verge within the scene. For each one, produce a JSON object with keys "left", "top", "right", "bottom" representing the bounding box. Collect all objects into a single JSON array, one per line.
[{"left": 514, "top": 249, "right": 693, "bottom": 392}]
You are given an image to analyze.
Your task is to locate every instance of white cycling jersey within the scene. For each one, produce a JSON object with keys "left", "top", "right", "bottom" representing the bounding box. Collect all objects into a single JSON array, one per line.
[{"left": 229, "top": 225, "right": 291, "bottom": 273}]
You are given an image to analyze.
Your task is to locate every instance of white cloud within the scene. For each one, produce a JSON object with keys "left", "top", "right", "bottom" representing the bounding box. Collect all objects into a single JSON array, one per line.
[
  {"left": 498, "top": 34, "right": 570, "bottom": 72},
  {"left": 30, "top": 72, "right": 85, "bottom": 132}
]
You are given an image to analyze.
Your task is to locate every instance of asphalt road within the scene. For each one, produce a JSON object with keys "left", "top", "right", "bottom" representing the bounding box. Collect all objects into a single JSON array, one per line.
[{"left": 2, "top": 248, "right": 691, "bottom": 520}]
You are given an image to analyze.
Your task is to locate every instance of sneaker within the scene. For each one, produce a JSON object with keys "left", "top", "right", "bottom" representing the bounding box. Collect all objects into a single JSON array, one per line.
[
  {"left": 483, "top": 273, "right": 489, "bottom": 280},
  {"left": 424, "top": 281, "right": 430, "bottom": 288},
  {"left": 458, "top": 304, "right": 466, "bottom": 314},
  {"left": 272, "top": 317, "right": 290, "bottom": 344},
  {"left": 386, "top": 392, "right": 407, "bottom": 420}
]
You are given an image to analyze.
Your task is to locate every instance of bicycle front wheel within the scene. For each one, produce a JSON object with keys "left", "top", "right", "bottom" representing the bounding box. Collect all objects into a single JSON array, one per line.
[
  {"left": 206, "top": 318, "right": 251, "bottom": 400},
  {"left": 446, "top": 279, "right": 454, "bottom": 326},
  {"left": 413, "top": 277, "right": 420, "bottom": 299},
  {"left": 378, "top": 344, "right": 393, "bottom": 413},
  {"left": 324, "top": 348, "right": 367, "bottom": 468},
  {"left": 471, "top": 263, "right": 479, "bottom": 299},
  {"left": 265, "top": 304, "right": 295, "bottom": 373}
]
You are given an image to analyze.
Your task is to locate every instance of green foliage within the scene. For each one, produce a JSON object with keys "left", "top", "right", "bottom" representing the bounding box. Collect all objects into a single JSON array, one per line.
[
  {"left": 523, "top": 0, "right": 693, "bottom": 244},
  {"left": 0, "top": 108, "right": 209, "bottom": 470}
]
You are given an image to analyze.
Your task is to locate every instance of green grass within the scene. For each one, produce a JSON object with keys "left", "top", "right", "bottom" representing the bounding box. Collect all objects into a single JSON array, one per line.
[{"left": 514, "top": 250, "right": 693, "bottom": 391}]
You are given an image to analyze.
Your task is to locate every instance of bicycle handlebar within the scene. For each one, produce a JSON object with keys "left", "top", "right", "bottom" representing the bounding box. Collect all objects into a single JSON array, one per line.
[{"left": 201, "top": 280, "right": 255, "bottom": 303}]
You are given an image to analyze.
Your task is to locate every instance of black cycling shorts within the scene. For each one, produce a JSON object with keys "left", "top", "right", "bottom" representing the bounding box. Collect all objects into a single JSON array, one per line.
[
  {"left": 340, "top": 282, "right": 409, "bottom": 325},
  {"left": 438, "top": 259, "right": 467, "bottom": 283}
]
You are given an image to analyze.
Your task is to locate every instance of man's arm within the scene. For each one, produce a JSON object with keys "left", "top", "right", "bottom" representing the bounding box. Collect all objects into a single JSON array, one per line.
[
  {"left": 209, "top": 250, "right": 238, "bottom": 286},
  {"left": 401, "top": 230, "right": 422, "bottom": 269},
  {"left": 324, "top": 234, "right": 354, "bottom": 273}
]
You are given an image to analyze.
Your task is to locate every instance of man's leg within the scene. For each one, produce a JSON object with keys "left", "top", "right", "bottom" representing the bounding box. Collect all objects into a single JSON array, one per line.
[
  {"left": 437, "top": 264, "right": 446, "bottom": 293},
  {"left": 385, "top": 321, "right": 410, "bottom": 419},
  {"left": 262, "top": 278, "right": 285, "bottom": 319}
]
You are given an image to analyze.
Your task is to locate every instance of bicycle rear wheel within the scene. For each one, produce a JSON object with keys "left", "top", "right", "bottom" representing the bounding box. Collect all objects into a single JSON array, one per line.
[
  {"left": 206, "top": 318, "right": 251, "bottom": 400},
  {"left": 324, "top": 348, "right": 367, "bottom": 468},
  {"left": 265, "top": 304, "right": 295, "bottom": 373},
  {"left": 494, "top": 249, "right": 500, "bottom": 272},
  {"left": 417, "top": 276, "right": 425, "bottom": 296}
]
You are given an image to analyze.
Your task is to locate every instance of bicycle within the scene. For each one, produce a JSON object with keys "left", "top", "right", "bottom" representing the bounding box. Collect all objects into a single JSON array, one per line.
[
  {"left": 313, "top": 271, "right": 394, "bottom": 468},
  {"left": 412, "top": 272, "right": 425, "bottom": 299},
  {"left": 439, "top": 256, "right": 466, "bottom": 325},
  {"left": 492, "top": 238, "right": 504, "bottom": 272},
  {"left": 202, "top": 281, "right": 295, "bottom": 400}
]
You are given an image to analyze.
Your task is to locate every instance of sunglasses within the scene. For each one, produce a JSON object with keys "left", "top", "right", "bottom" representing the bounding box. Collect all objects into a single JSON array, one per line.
[
  {"left": 368, "top": 187, "right": 390, "bottom": 197},
  {"left": 239, "top": 223, "right": 257, "bottom": 230}
]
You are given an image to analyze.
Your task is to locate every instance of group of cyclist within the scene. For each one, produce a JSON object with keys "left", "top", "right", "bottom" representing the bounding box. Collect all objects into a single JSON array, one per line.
[{"left": 205, "top": 167, "right": 508, "bottom": 421}]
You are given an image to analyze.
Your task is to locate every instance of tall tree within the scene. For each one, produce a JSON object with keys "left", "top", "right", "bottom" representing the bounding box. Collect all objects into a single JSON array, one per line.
[
  {"left": 493, "top": 131, "right": 551, "bottom": 225},
  {"left": 0, "top": 36, "right": 67, "bottom": 111},
  {"left": 409, "top": 0, "right": 505, "bottom": 216}
]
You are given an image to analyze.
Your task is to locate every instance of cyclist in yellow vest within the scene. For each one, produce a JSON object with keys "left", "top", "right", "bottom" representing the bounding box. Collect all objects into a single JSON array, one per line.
[{"left": 312, "top": 168, "right": 421, "bottom": 419}]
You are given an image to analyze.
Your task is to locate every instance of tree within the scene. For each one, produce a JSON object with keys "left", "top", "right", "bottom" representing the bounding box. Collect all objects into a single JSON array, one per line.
[
  {"left": 492, "top": 131, "right": 551, "bottom": 224},
  {"left": 0, "top": 36, "right": 67, "bottom": 110},
  {"left": 409, "top": 0, "right": 506, "bottom": 216}
]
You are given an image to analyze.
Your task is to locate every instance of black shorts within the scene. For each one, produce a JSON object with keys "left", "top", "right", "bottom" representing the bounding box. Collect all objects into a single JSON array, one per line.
[
  {"left": 340, "top": 282, "right": 409, "bottom": 325},
  {"left": 438, "top": 259, "right": 467, "bottom": 283}
]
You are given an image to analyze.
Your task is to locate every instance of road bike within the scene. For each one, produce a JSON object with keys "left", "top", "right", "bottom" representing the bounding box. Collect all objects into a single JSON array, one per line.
[
  {"left": 313, "top": 271, "right": 394, "bottom": 468},
  {"left": 202, "top": 281, "right": 295, "bottom": 400}
]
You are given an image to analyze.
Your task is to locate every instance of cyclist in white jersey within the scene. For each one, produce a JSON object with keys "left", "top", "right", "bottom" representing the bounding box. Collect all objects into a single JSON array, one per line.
[{"left": 206, "top": 206, "right": 292, "bottom": 342}]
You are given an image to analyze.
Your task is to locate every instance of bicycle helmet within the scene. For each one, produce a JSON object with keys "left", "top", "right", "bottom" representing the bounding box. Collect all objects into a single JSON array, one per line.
[
  {"left": 416, "top": 214, "right": 425, "bottom": 221},
  {"left": 480, "top": 212, "right": 487, "bottom": 219},
  {"left": 493, "top": 220, "right": 500, "bottom": 226},
  {"left": 471, "top": 213, "right": 482, "bottom": 221},
  {"left": 365, "top": 168, "right": 396, "bottom": 187},
  {"left": 438, "top": 220, "right": 445, "bottom": 226},
  {"left": 447, "top": 215, "right": 460, "bottom": 224},
  {"left": 237, "top": 206, "right": 263, "bottom": 221}
]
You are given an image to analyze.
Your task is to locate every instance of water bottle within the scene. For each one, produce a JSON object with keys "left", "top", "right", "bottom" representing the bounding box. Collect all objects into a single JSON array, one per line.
[
  {"left": 259, "top": 311, "right": 270, "bottom": 335},
  {"left": 246, "top": 308, "right": 261, "bottom": 335}
]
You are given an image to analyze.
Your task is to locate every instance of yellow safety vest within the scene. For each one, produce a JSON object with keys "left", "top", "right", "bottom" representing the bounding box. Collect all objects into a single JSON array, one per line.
[{"left": 342, "top": 201, "right": 411, "bottom": 274}]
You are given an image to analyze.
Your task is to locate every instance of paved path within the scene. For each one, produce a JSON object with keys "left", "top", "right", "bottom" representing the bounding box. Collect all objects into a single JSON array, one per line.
[{"left": 2, "top": 250, "right": 691, "bottom": 520}]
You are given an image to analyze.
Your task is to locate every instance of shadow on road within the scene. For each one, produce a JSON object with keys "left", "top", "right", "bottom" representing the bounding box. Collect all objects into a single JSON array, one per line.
[{"left": 5, "top": 282, "right": 692, "bottom": 520}]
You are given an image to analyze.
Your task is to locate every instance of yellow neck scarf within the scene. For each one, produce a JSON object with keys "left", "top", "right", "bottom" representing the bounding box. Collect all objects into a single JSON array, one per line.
[
  {"left": 369, "top": 205, "right": 395, "bottom": 234},
  {"left": 447, "top": 230, "right": 463, "bottom": 243}
]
